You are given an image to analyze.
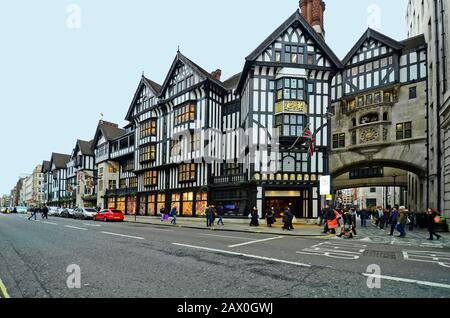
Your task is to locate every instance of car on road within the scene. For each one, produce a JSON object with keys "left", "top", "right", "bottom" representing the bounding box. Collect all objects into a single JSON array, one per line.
[
  {"left": 74, "top": 207, "right": 97, "bottom": 220},
  {"left": 16, "top": 206, "right": 28, "bottom": 214},
  {"left": 94, "top": 209, "right": 124, "bottom": 222},
  {"left": 60, "top": 208, "right": 75, "bottom": 218},
  {"left": 48, "top": 207, "right": 59, "bottom": 216}
]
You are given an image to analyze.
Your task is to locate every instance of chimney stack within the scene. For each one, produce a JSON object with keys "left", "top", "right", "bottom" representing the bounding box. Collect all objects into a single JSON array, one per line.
[
  {"left": 299, "top": 0, "right": 326, "bottom": 39},
  {"left": 211, "top": 69, "right": 222, "bottom": 81}
]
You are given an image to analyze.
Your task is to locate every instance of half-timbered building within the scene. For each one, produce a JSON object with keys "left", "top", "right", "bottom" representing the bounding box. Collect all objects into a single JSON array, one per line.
[
  {"left": 66, "top": 140, "right": 96, "bottom": 208},
  {"left": 48, "top": 153, "right": 71, "bottom": 207},
  {"left": 41, "top": 160, "right": 50, "bottom": 204}
]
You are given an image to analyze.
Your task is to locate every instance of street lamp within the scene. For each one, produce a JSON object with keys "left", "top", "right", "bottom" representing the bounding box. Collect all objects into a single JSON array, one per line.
[{"left": 392, "top": 174, "right": 399, "bottom": 207}]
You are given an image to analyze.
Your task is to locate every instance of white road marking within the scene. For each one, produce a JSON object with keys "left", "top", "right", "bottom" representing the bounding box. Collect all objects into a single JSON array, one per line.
[
  {"left": 83, "top": 223, "right": 101, "bottom": 227},
  {"left": 200, "top": 233, "right": 258, "bottom": 240},
  {"left": 297, "top": 242, "right": 366, "bottom": 260},
  {"left": 64, "top": 225, "right": 88, "bottom": 231},
  {"left": 362, "top": 273, "right": 450, "bottom": 289},
  {"left": 403, "top": 250, "right": 450, "bottom": 268},
  {"left": 228, "top": 236, "right": 283, "bottom": 248},
  {"left": 43, "top": 221, "right": 58, "bottom": 226},
  {"left": 101, "top": 232, "right": 145, "bottom": 240},
  {"left": 173, "top": 243, "right": 311, "bottom": 267}
]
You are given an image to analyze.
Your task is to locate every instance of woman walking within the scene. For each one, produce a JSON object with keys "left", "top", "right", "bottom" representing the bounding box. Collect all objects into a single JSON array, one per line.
[
  {"left": 396, "top": 206, "right": 408, "bottom": 238},
  {"left": 249, "top": 207, "right": 259, "bottom": 227},
  {"left": 427, "top": 208, "right": 442, "bottom": 241}
]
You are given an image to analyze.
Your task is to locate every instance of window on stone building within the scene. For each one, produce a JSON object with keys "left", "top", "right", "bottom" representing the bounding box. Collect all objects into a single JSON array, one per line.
[
  {"left": 333, "top": 134, "right": 345, "bottom": 149},
  {"left": 409, "top": 86, "right": 417, "bottom": 99},
  {"left": 396, "top": 122, "right": 413, "bottom": 140}
]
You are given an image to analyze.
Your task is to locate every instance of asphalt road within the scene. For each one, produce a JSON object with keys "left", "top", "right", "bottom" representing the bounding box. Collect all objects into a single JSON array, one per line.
[{"left": 0, "top": 213, "right": 449, "bottom": 298}]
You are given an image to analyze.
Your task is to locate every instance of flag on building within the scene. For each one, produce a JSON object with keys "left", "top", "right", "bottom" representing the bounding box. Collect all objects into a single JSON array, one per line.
[{"left": 304, "top": 125, "right": 315, "bottom": 157}]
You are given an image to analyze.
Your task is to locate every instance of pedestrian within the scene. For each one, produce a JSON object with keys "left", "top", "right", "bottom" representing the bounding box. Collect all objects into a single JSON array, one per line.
[
  {"left": 282, "top": 207, "right": 294, "bottom": 231},
  {"left": 389, "top": 206, "right": 399, "bottom": 236},
  {"left": 377, "top": 207, "right": 385, "bottom": 230},
  {"left": 12, "top": 207, "right": 17, "bottom": 214},
  {"left": 396, "top": 206, "right": 408, "bottom": 238},
  {"left": 28, "top": 207, "right": 37, "bottom": 221},
  {"left": 318, "top": 205, "right": 328, "bottom": 226},
  {"left": 427, "top": 208, "right": 442, "bottom": 241},
  {"left": 42, "top": 205, "right": 49, "bottom": 220},
  {"left": 170, "top": 206, "right": 177, "bottom": 225},
  {"left": 205, "top": 205, "right": 213, "bottom": 227},
  {"left": 249, "top": 207, "right": 259, "bottom": 227},
  {"left": 360, "top": 209, "right": 368, "bottom": 228},
  {"left": 321, "top": 205, "right": 331, "bottom": 233},
  {"left": 327, "top": 208, "right": 340, "bottom": 235},
  {"left": 266, "top": 207, "right": 275, "bottom": 227},
  {"left": 160, "top": 207, "right": 166, "bottom": 221},
  {"left": 338, "top": 208, "right": 354, "bottom": 239},
  {"left": 217, "top": 205, "right": 224, "bottom": 226}
]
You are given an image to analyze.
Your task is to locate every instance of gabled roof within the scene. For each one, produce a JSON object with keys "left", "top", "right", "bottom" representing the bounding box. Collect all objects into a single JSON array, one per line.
[
  {"left": 236, "top": 10, "right": 343, "bottom": 93},
  {"left": 223, "top": 72, "right": 242, "bottom": 90},
  {"left": 124, "top": 75, "right": 162, "bottom": 121},
  {"left": 342, "top": 28, "right": 404, "bottom": 66},
  {"left": 41, "top": 161, "right": 50, "bottom": 173},
  {"left": 50, "top": 153, "right": 71, "bottom": 170},
  {"left": 91, "top": 121, "right": 126, "bottom": 149},
  {"left": 159, "top": 51, "right": 227, "bottom": 97},
  {"left": 74, "top": 140, "right": 94, "bottom": 157}
]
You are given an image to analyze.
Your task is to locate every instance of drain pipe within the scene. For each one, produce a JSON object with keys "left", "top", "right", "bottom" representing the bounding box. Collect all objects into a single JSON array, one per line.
[
  {"left": 434, "top": 0, "right": 442, "bottom": 212},
  {"left": 440, "top": 0, "right": 447, "bottom": 91}
]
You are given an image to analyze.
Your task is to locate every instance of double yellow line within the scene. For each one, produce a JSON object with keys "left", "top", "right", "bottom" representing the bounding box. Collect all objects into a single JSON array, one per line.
[{"left": 0, "top": 278, "right": 10, "bottom": 298}]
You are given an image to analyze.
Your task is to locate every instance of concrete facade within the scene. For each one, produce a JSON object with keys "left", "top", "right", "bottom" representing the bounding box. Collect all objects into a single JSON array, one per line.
[{"left": 407, "top": 0, "right": 450, "bottom": 216}]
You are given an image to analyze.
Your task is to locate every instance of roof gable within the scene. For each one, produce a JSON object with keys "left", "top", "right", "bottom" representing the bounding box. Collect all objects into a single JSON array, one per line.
[
  {"left": 124, "top": 76, "right": 161, "bottom": 121},
  {"left": 160, "top": 52, "right": 226, "bottom": 98},
  {"left": 342, "top": 28, "right": 404, "bottom": 66},
  {"left": 50, "top": 153, "right": 71, "bottom": 170},
  {"left": 237, "top": 10, "right": 342, "bottom": 93},
  {"left": 91, "top": 121, "right": 125, "bottom": 150}
]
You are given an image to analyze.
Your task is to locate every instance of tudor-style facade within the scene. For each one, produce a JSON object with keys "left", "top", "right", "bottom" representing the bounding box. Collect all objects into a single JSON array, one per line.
[
  {"left": 218, "top": 9, "right": 342, "bottom": 219},
  {"left": 41, "top": 160, "right": 51, "bottom": 204},
  {"left": 66, "top": 140, "right": 96, "bottom": 208},
  {"left": 92, "top": 120, "right": 138, "bottom": 213},
  {"left": 47, "top": 153, "right": 71, "bottom": 207}
]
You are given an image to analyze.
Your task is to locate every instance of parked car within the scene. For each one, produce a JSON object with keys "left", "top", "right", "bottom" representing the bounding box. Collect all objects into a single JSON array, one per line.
[
  {"left": 16, "top": 206, "right": 28, "bottom": 214},
  {"left": 74, "top": 207, "right": 97, "bottom": 220},
  {"left": 60, "top": 208, "right": 75, "bottom": 218},
  {"left": 54, "top": 208, "right": 65, "bottom": 217},
  {"left": 48, "top": 207, "right": 59, "bottom": 216},
  {"left": 94, "top": 209, "right": 124, "bottom": 222}
]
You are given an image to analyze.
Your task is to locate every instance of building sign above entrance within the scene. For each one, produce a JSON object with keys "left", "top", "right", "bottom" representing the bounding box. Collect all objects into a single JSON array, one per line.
[{"left": 349, "top": 167, "right": 384, "bottom": 180}]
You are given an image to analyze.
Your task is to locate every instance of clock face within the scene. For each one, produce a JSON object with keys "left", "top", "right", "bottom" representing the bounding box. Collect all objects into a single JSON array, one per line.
[{"left": 360, "top": 128, "right": 379, "bottom": 143}]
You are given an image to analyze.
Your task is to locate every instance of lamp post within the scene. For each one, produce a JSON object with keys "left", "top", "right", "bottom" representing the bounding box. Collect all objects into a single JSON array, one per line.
[{"left": 392, "top": 174, "right": 398, "bottom": 207}]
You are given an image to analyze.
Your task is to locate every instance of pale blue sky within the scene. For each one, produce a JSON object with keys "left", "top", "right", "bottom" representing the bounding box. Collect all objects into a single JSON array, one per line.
[{"left": 0, "top": 0, "right": 408, "bottom": 195}]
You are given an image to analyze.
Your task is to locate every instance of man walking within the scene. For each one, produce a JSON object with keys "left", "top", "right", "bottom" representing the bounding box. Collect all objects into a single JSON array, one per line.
[
  {"left": 28, "top": 207, "right": 38, "bottom": 221},
  {"left": 42, "top": 205, "right": 49, "bottom": 220},
  {"left": 389, "top": 206, "right": 400, "bottom": 236},
  {"left": 216, "top": 205, "right": 224, "bottom": 226},
  {"left": 397, "top": 206, "right": 408, "bottom": 238},
  {"left": 205, "top": 205, "right": 213, "bottom": 227},
  {"left": 170, "top": 206, "right": 177, "bottom": 225}
]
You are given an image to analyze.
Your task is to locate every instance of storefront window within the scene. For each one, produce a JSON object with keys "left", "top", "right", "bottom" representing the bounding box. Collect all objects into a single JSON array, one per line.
[
  {"left": 171, "top": 193, "right": 181, "bottom": 213},
  {"left": 157, "top": 194, "right": 166, "bottom": 214},
  {"left": 182, "top": 192, "right": 194, "bottom": 216},
  {"left": 196, "top": 193, "right": 208, "bottom": 216},
  {"left": 127, "top": 197, "right": 136, "bottom": 215},
  {"left": 139, "top": 196, "right": 147, "bottom": 216},
  {"left": 108, "top": 197, "right": 116, "bottom": 209},
  {"left": 147, "top": 195, "right": 156, "bottom": 216},
  {"left": 117, "top": 197, "right": 126, "bottom": 212}
]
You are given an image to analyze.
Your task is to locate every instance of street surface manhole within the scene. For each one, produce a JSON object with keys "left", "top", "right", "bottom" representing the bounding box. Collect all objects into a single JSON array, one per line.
[{"left": 363, "top": 250, "right": 397, "bottom": 259}]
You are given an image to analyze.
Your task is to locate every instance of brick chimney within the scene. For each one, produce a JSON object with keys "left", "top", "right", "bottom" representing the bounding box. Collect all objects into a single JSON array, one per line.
[
  {"left": 211, "top": 69, "right": 222, "bottom": 81},
  {"left": 299, "top": 0, "right": 326, "bottom": 39}
]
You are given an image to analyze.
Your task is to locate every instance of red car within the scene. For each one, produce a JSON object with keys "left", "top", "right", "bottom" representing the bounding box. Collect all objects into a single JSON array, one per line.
[{"left": 94, "top": 209, "right": 124, "bottom": 222}]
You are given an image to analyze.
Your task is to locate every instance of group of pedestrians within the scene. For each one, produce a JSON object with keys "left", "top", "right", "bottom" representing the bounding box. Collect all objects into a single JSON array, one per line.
[{"left": 27, "top": 205, "right": 49, "bottom": 221}]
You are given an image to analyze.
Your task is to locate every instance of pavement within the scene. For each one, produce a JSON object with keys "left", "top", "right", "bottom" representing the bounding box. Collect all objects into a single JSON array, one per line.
[
  {"left": 1, "top": 213, "right": 450, "bottom": 298},
  {"left": 124, "top": 215, "right": 450, "bottom": 248}
]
